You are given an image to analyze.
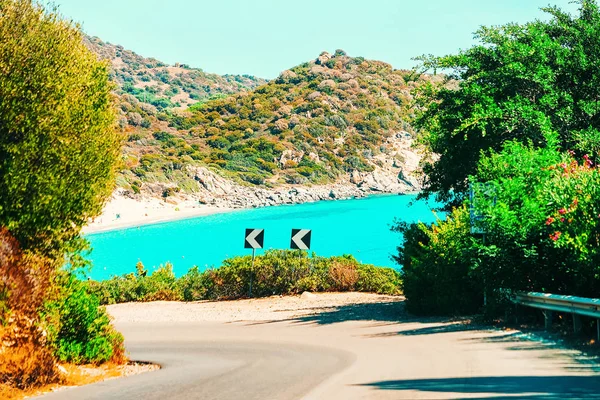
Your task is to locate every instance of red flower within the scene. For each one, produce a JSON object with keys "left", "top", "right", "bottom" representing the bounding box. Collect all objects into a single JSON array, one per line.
[
  {"left": 560, "top": 218, "right": 565, "bottom": 223},
  {"left": 546, "top": 217, "right": 555, "bottom": 225},
  {"left": 558, "top": 208, "right": 567, "bottom": 215},
  {"left": 550, "top": 231, "right": 562, "bottom": 241}
]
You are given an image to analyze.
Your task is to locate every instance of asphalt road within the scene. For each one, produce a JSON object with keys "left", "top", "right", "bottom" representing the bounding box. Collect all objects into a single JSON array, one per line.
[
  {"left": 40, "top": 328, "right": 352, "bottom": 400},
  {"left": 39, "top": 296, "right": 600, "bottom": 400}
]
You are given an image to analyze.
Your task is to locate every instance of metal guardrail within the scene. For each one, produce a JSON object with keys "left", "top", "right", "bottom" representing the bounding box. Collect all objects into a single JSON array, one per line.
[{"left": 514, "top": 292, "right": 600, "bottom": 340}]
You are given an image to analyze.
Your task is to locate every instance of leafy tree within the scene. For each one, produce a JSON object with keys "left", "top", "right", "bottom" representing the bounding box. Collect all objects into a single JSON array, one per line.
[
  {"left": 0, "top": 0, "right": 123, "bottom": 388},
  {"left": 0, "top": 0, "right": 121, "bottom": 258},
  {"left": 415, "top": 0, "right": 600, "bottom": 208}
]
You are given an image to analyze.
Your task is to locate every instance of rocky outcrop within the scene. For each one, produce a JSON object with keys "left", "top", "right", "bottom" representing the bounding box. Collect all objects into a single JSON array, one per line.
[
  {"left": 179, "top": 161, "right": 418, "bottom": 210},
  {"left": 130, "top": 132, "right": 423, "bottom": 210}
]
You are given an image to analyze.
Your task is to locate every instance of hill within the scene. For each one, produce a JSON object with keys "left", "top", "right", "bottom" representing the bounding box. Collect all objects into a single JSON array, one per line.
[
  {"left": 84, "top": 36, "right": 267, "bottom": 111},
  {"left": 112, "top": 49, "right": 439, "bottom": 206}
]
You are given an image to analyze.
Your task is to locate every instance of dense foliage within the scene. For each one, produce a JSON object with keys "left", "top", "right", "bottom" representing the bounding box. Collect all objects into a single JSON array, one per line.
[
  {"left": 393, "top": 207, "right": 481, "bottom": 315},
  {"left": 113, "top": 51, "right": 435, "bottom": 193},
  {"left": 398, "top": 1, "right": 600, "bottom": 319},
  {"left": 86, "top": 250, "right": 402, "bottom": 304},
  {"left": 0, "top": 0, "right": 124, "bottom": 390},
  {"left": 43, "top": 274, "right": 125, "bottom": 365},
  {"left": 0, "top": 2, "right": 120, "bottom": 257},
  {"left": 415, "top": 0, "right": 600, "bottom": 207}
]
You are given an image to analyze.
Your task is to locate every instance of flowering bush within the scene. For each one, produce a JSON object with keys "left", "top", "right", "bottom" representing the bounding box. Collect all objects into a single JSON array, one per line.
[
  {"left": 475, "top": 141, "right": 600, "bottom": 297},
  {"left": 395, "top": 138, "right": 600, "bottom": 315}
]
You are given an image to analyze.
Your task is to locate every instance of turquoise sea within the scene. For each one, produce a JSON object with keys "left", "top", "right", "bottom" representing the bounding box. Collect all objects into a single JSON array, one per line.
[{"left": 85, "top": 194, "right": 439, "bottom": 280}]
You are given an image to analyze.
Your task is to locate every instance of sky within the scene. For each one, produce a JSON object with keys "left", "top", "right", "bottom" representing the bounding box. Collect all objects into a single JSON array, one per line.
[{"left": 53, "top": 0, "right": 579, "bottom": 79}]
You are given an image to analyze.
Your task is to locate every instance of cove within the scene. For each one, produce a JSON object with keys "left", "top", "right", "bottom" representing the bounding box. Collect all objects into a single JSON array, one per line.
[{"left": 85, "top": 194, "right": 439, "bottom": 280}]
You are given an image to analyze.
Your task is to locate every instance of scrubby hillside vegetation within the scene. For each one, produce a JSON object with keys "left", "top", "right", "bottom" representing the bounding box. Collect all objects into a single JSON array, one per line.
[
  {"left": 109, "top": 49, "right": 439, "bottom": 200},
  {"left": 84, "top": 36, "right": 266, "bottom": 112}
]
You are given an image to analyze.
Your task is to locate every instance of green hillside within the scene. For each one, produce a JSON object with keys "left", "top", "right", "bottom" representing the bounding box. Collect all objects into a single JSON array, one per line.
[
  {"left": 84, "top": 36, "right": 267, "bottom": 112},
  {"left": 116, "top": 50, "right": 438, "bottom": 195}
]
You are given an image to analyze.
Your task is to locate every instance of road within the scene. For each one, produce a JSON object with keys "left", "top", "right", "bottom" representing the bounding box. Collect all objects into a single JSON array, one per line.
[{"left": 39, "top": 293, "right": 600, "bottom": 399}]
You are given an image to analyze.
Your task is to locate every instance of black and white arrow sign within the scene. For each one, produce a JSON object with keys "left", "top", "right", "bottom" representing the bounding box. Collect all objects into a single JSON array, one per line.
[
  {"left": 290, "top": 229, "right": 311, "bottom": 250},
  {"left": 244, "top": 228, "right": 264, "bottom": 249}
]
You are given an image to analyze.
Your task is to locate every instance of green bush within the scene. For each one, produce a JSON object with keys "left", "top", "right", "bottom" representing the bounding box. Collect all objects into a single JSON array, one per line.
[
  {"left": 394, "top": 207, "right": 482, "bottom": 315},
  {"left": 356, "top": 264, "right": 401, "bottom": 295},
  {"left": 87, "top": 263, "right": 181, "bottom": 304},
  {"left": 87, "top": 251, "right": 402, "bottom": 303},
  {"left": 44, "top": 273, "right": 125, "bottom": 364}
]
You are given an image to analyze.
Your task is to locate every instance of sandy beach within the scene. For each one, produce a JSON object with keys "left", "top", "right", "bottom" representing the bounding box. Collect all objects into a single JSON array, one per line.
[{"left": 82, "top": 192, "right": 233, "bottom": 234}]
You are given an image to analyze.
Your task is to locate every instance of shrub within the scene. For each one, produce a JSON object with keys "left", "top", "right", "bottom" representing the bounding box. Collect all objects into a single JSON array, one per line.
[
  {"left": 87, "top": 250, "right": 402, "bottom": 303},
  {"left": 139, "top": 263, "right": 181, "bottom": 301},
  {"left": 394, "top": 207, "right": 482, "bottom": 315},
  {"left": 0, "top": 337, "right": 60, "bottom": 389},
  {"left": 328, "top": 258, "right": 358, "bottom": 291},
  {"left": 0, "top": 229, "right": 60, "bottom": 389},
  {"left": 177, "top": 266, "right": 215, "bottom": 301},
  {"left": 153, "top": 131, "right": 174, "bottom": 141},
  {"left": 356, "top": 264, "right": 401, "bottom": 295},
  {"left": 44, "top": 273, "right": 125, "bottom": 365}
]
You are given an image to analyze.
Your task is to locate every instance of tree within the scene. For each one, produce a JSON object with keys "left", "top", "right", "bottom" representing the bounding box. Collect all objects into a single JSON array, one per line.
[
  {"left": 0, "top": 0, "right": 121, "bottom": 258},
  {"left": 414, "top": 0, "right": 600, "bottom": 208},
  {"left": 0, "top": 0, "right": 123, "bottom": 388}
]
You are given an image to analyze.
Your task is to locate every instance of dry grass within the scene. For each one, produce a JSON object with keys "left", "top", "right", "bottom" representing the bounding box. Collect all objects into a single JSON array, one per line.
[
  {"left": 328, "top": 261, "right": 359, "bottom": 291},
  {"left": 0, "top": 361, "right": 159, "bottom": 399}
]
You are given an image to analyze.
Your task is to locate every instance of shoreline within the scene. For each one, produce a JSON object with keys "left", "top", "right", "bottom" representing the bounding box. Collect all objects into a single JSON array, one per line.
[
  {"left": 82, "top": 205, "right": 233, "bottom": 235},
  {"left": 81, "top": 195, "right": 234, "bottom": 235},
  {"left": 82, "top": 190, "right": 420, "bottom": 235}
]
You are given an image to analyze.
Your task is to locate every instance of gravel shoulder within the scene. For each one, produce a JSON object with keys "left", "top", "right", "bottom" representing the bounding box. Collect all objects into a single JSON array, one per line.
[{"left": 105, "top": 292, "right": 402, "bottom": 323}]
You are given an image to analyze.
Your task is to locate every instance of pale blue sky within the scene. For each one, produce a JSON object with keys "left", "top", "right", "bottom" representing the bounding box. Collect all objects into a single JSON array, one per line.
[{"left": 53, "top": 0, "right": 578, "bottom": 79}]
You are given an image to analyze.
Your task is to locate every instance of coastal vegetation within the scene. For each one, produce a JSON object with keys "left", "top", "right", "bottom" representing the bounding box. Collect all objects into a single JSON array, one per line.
[
  {"left": 0, "top": 0, "right": 125, "bottom": 393},
  {"left": 84, "top": 36, "right": 266, "bottom": 112},
  {"left": 397, "top": 0, "right": 600, "bottom": 332},
  {"left": 86, "top": 250, "right": 402, "bottom": 304},
  {"left": 101, "top": 46, "right": 435, "bottom": 196}
]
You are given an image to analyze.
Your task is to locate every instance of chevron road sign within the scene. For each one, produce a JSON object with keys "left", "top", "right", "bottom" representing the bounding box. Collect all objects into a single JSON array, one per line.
[
  {"left": 290, "top": 229, "right": 311, "bottom": 250},
  {"left": 244, "top": 228, "right": 264, "bottom": 249}
]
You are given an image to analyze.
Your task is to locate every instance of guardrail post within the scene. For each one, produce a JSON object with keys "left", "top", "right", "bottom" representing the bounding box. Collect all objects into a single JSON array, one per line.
[
  {"left": 543, "top": 311, "right": 553, "bottom": 330},
  {"left": 573, "top": 314, "right": 582, "bottom": 334},
  {"left": 597, "top": 319, "right": 599, "bottom": 342}
]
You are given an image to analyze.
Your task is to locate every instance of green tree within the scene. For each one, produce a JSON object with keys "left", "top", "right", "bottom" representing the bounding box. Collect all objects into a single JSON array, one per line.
[
  {"left": 0, "top": 0, "right": 123, "bottom": 388},
  {"left": 415, "top": 0, "right": 600, "bottom": 208},
  {"left": 0, "top": 0, "right": 121, "bottom": 258}
]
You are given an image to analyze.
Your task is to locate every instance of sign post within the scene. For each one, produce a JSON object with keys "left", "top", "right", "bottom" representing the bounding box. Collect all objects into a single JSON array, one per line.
[
  {"left": 290, "top": 229, "right": 311, "bottom": 282},
  {"left": 469, "top": 182, "right": 496, "bottom": 306},
  {"left": 244, "top": 228, "right": 264, "bottom": 297}
]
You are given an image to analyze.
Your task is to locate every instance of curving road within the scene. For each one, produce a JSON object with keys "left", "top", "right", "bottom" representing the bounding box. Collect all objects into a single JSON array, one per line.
[
  {"left": 41, "top": 329, "right": 352, "bottom": 400},
  {"left": 39, "top": 295, "right": 600, "bottom": 399}
]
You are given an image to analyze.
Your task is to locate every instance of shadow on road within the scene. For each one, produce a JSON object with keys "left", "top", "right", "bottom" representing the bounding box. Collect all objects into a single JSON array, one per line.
[
  {"left": 246, "top": 301, "right": 410, "bottom": 326},
  {"left": 246, "top": 300, "right": 474, "bottom": 329},
  {"left": 364, "top": 321, "right": 477, "bottom": 337},
  {"left": 357, "top": 375, "right": 600, "bottom": 399}
]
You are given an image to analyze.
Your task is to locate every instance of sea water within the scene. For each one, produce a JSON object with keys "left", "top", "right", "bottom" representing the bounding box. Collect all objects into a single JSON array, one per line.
[{"left": 85, "top": 194, "right": 440, "bottom": 280}]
